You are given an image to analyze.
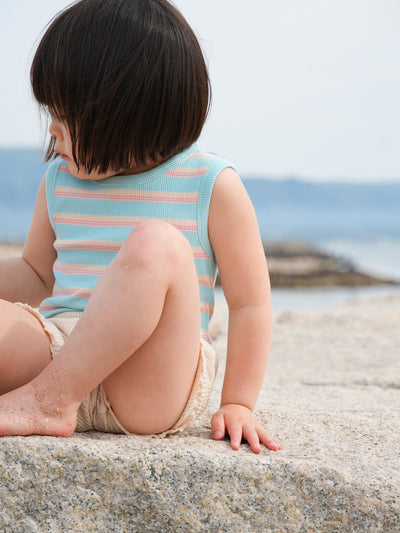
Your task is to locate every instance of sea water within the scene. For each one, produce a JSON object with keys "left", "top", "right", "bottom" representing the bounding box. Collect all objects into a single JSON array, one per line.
[
  {"left": 270, "top": 284, "right": 400, "bottom": 312},
  {"left": 320, "top": 238, "right": 400, "bottom": 282}
]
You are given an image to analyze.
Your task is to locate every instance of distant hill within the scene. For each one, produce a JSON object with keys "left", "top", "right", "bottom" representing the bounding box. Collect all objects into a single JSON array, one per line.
[
  {"left": 0, "top": 148, "right": 399, "bottom": 242},
  {"left": 242, "top": 177, "right": 400, "bottom": 241},
  {"left": 243, "top": 177, "right": 400, "bottom": 209}
]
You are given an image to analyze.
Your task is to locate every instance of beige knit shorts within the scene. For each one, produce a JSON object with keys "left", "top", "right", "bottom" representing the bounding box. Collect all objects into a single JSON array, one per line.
[{"left": 17, "top": 303, "right": 218, "bottom": 437}]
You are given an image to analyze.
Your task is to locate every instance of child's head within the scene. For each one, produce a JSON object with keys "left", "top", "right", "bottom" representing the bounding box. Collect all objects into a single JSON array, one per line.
[{"left": 31, "top": 0, "right": 210, "bottom": 174}]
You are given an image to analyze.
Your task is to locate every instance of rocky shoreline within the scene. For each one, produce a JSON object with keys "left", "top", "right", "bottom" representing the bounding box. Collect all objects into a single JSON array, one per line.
[{"left": 263, "top": 241, "right": 397, "bottom": 288}]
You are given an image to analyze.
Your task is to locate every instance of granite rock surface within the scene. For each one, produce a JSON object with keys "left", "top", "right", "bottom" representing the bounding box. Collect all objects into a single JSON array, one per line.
[{"left": 1, "top": 293, "right": 399, "bottom": 532}]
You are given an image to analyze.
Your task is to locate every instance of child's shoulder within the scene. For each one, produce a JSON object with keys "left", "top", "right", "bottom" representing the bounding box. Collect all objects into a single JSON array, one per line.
[
  {"left": 182, "top": 145, "right": 237, "bottom": 185},
  {"left": 188, "top": 144, "right": 234, "bottom": 167}
]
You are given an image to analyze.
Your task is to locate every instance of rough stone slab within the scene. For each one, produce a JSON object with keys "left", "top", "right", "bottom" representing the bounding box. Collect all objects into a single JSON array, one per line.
[{"left": 1, "top": 292, "right": 400, "bottom": 532}]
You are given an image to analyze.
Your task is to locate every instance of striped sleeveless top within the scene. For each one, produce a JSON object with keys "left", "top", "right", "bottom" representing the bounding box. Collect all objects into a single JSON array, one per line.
[{"left": 39, "top": 143, "right": 234, "bottom": 342}]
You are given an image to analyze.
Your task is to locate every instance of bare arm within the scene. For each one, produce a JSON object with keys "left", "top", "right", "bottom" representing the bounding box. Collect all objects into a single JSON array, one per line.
[
  {"left": 0, "top": 176, "right": 56, "bottom": 305},
  {"left": 208, "top": 167, "right": 280, "bottom": 453}
]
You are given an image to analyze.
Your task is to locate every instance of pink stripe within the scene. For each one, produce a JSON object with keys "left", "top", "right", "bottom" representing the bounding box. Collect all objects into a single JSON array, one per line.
[
  {"left": 165, "top": 166, "right": 208, "bottom": 177},
  {"left": 57, "top": 244, "right": 120, "bottom": 251},
  {"left": 55, "top": 189, "right": 197, "bottom": 204},
  {"left": 53, "top": 290, "right": 91, "bottom": 298},
  {"left": 55, "top": 240, "right": 122, "bottom": 252},
  {"left": 198, "top": 276, "right": 214, "bottom": 287},
  {"left": 188, "top": 153, "right": 221, "bottom": 160},
  {"left": 52, "top": 285, "right": 92, "bottom": 297},
  {"left": 54, "top": 265, "right": 104, "bottom": 276},
  {"left": 54, "top": 218, "right": 138, "bottom": 227},
  {"left": 55, "top": 267, "right": 103, "bottom": 276},
  {"left": 199, "top": 281, "right": 214, "bottom": 287},
  {"left": 54, "top": 216, "right": 196, "bottom": 232},
  {"left": 192, "top": 249, "right": 211, "bottom": 259},
  {"left": 200, "top": 305, "right": 214, "bottom": 316},
  {"left": 59, "top": 165, "right": 72, "bottom": 174}
]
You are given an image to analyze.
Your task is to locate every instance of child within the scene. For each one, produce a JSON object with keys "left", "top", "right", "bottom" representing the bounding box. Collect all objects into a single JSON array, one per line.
[{"left": 0, "top": 0, "right": 280, "bottom": 454}]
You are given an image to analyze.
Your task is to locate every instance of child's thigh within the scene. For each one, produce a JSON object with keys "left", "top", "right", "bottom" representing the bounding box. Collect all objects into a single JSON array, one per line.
[
  {"left": 0, "top": 300, "right": 52, "bottom": 394},
  {"left": 102, "top": 272, "right": 201, "bottom": 435}
]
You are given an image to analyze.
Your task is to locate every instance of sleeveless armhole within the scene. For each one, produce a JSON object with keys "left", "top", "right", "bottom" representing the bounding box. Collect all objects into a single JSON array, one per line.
[{"left": 197, "top": 157, "right": 236, "bottom": 260}]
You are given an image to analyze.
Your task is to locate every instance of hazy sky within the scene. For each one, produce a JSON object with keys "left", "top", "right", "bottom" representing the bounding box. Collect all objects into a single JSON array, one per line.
[{"left": 1, "top": 1, "right": 399, "bottom": 182}]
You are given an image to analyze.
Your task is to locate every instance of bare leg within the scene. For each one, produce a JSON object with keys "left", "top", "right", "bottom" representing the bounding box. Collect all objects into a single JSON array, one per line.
[
  {"left": 0, "top": 222, "right": 201, "bottom": 436},
  {"left": 0, "top": 300, "right": 52, "bottom": 395}
]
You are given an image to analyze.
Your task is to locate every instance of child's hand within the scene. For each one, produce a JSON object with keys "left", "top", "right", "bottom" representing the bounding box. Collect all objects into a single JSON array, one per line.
[{"left": 211, "top": 404, "right": 281, "bottom": 454}]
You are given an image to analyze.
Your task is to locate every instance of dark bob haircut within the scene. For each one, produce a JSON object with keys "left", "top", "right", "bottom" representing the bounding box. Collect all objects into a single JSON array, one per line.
[{"left": 31, "top": 0, "right": 211, "bottom": 174}]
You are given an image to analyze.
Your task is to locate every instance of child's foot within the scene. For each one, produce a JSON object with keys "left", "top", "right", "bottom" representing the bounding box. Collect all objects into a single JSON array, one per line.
[{"left": 0, "top": 382, "right": 78, "bottom": 437}]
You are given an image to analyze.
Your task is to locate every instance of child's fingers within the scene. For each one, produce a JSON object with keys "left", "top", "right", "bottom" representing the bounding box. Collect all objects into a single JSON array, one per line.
[
  {"left": 227, "top": 423, "right": 243, "bottom": 450},
  {"left": 211, "top": 411, "right": 226, "bottom": 440},
  {"left": 212, "top": 406, "right": 281, "bottom": 453},
  {"left": 258, "top": 428, "right": 281, "bottom": 451},
  {"left": 242, "top": 425, "right": 262, "bottom": 454}
]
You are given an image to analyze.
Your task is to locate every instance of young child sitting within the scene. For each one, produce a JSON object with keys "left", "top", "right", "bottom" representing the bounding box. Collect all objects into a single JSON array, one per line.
[{"left": 0, "top": 0, "right": 280, "bottom": 454}]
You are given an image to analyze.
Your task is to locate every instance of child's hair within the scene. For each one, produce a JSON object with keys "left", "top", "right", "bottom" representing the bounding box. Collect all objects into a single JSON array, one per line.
[{"left": 31, "top": 0, "right": 211, "bottom": 174}]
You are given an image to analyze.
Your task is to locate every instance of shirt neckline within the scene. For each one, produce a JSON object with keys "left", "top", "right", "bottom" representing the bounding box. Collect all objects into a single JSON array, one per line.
[{"left": 86, "top": 144, "right": 198, "bottom": 188}]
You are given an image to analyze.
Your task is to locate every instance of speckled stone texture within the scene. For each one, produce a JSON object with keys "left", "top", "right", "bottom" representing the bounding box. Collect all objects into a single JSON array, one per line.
[{"left": 1, "top": 293, "right": 399, "bottom": 532}]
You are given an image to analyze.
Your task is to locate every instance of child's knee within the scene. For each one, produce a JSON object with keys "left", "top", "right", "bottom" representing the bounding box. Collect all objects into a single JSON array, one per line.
[{"left": 119, "top": 222, "right": 193, "bottom": 269}]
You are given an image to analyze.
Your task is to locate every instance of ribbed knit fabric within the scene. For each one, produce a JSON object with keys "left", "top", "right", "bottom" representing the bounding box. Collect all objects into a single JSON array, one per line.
[{"left": 39, "top": 143, "right": 234, "bottom": 342}]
